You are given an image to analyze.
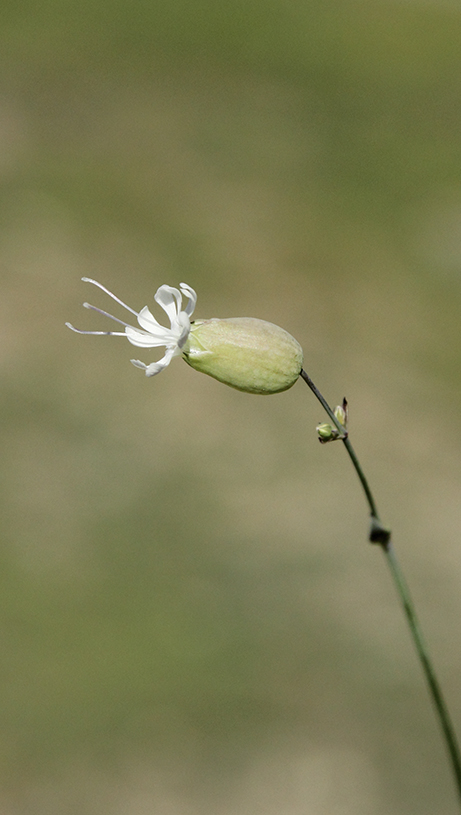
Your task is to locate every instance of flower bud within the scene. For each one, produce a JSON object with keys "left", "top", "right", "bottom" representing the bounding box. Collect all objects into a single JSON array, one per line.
[
  {"left": 334, "top": 399, "right": 348, "bottom": 429},
  {"left": 183, "top": 318, "right": 303, "bottom": 394},
  {"left": 316, "top": 423, "right": 339, "bottom": 443}
]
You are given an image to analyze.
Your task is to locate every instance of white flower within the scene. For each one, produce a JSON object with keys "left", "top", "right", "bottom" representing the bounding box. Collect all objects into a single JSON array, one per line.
[
  {"left": 66, "top": 278, "right": 197, "bottom": 376},
  {"left": 68, "top": 278, "right": 304, "bottom": 394}
]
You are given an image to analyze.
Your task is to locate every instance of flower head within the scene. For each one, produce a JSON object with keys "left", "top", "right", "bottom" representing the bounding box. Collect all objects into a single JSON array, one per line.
[{"left": 66, "top": 278, "right": 197, "bottom": 376}]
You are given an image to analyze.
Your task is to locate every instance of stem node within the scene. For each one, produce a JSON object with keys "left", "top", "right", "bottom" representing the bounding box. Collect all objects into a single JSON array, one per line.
[{"left": 369, "top": 516, "right": 391, "bottom": 546}]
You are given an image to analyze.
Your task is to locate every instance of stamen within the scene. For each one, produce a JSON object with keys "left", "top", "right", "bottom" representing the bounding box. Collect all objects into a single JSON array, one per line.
[
  {"left": 65, "top": 322, "right": 126, "bottom": 336},
  {"left": 81, "top": 277, "right": 139, "bottom": 316},
  {"left": 83, "top": 302, "right": 133, "bottom": 328}
]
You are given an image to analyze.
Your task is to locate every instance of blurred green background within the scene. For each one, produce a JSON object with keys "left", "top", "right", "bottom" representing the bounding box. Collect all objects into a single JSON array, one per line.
[{"left": 1, "top": 1, "right": 461, "bottom": 812}]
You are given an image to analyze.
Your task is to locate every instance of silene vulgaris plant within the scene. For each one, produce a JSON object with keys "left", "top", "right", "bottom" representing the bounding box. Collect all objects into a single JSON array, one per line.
[{"left": 67, "top": 278, "right": 461, "bottom": 808}]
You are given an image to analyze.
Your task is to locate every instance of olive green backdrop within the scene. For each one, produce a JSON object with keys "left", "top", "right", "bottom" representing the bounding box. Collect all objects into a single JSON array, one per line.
[{"left": 0, "top": 1, "right": 461, "bottom": 813}]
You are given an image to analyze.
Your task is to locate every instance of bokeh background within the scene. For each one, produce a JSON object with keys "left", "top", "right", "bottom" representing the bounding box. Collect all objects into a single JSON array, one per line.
[{"left": 1, "top": 1, "right": 461, "bottom": 813}]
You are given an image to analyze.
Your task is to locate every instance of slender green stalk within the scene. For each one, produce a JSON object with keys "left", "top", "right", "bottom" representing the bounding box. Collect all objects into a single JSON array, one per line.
[
  {"left": 300, "top": 368, "right": 461, "bottom": 808},
  {"left": 300, "top": 369, "right": 348, "bottom": 437},
  {"left": 385, "top": 541, "right": 461, "bottom": 800},
  {"left": 341, "top": 436, "right": 379, "bottom": 521}
]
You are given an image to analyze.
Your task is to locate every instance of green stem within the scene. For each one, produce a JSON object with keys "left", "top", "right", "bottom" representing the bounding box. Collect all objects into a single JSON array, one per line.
[
  {"left": 384, "top": 541, "right": 461, "bottom": 801},
  {"left": 300, "top": 369, "right": 348, "bottom": 437},
  {"left": 300, "top": 368, "right": 461, "bottom": 808}
]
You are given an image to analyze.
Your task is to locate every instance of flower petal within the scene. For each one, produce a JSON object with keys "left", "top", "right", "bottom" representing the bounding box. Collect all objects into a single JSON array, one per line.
[
  {"left": 154, "top": 285, "right": 182, "bottom": 324},
  {"left": 125, "top": 325, "right": 172, "bottom": 348},
  {"left": 136, "top": 306, "right": 171, "bottom": 337},
  {"left": 130, "top": 346, "right": 177, "bottom": 377},
  {"left": 130, "top": 359, "right": 148, "bottom": 370},
  {"left": 180, "top": 283, "right": 197, "bottom": 317},
  {"left": 176, "top": 314, "right": 191, "bottom": 349}
]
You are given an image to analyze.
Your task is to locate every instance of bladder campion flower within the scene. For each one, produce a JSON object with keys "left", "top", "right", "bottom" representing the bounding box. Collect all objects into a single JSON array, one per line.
[{"left": 67, "top": 279, "right": 303, "bottom": 394}]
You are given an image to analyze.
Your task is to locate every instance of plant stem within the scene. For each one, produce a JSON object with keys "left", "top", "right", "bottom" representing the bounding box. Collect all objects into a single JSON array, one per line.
[
  {"left": 300, "top": 368, "right": 461, "bottom": 808},
  {"left": 384, "top": 541, "right": 461, "bottom": 801}
]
